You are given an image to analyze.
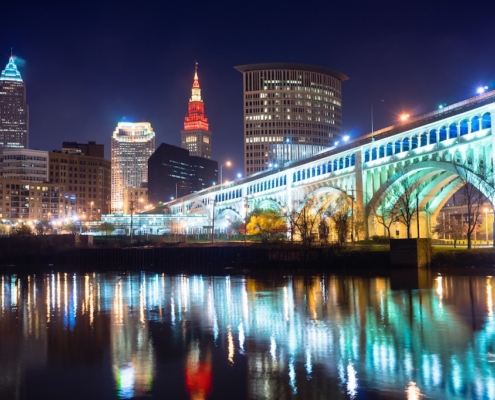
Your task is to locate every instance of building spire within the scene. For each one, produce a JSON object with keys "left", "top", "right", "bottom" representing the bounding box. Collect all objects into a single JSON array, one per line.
[
  {"left": 184, "top": 61, "right": 209, "bottom": 131},
  {"left": 192, "top": 61, "right": 200, "bottom": 89},
  {"left": 0, "top": 54, "right": 22, "bottom": 82},
  {"left": 190, "top": 61, "right": 202, "bottom": 102}
]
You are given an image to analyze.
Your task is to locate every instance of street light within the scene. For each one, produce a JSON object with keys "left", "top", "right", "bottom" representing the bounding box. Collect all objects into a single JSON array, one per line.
[
  {"left": 477, "top": 86, "right": 489, "bottom": 95},
  {"left": 211, "top": 199, "right": 216, "bottom": 243},
  {"left": 244, "top": 197, "right": 250, "bottom": 245},
  {"left": 400, "top": 113, "right": 410, "bottom": 122},
  {"left": 220, "top": 161, "right": 231, "bottom": 186},
  {"left": 129, "top": 200, "right": 135, "bottom": 243},
  {"left": 485, "top": 207, "right": 489, "bottom": 245},
  {"left": 349, "top": 187, "right": 355, "bottom": 243}
]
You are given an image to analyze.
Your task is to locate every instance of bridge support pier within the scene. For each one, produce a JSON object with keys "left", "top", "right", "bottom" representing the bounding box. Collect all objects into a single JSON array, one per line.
[{"left": 390, "top": 238, "right": 432, "bottom": 268}]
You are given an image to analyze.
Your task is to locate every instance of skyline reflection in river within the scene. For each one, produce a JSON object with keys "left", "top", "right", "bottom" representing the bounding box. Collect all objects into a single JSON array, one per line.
[{"left": 0, "top": 271, "right": 494, "bottom": 399}]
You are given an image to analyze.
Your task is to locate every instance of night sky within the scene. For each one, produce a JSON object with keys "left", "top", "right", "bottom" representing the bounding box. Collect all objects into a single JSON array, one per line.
[{"left": 2, "top": 0, "right": 494, "bottom": 181}]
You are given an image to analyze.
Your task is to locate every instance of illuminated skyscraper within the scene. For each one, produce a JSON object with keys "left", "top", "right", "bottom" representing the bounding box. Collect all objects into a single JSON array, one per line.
[
  {"left": 111, "top": 122, "right": 155, "bottom": 213},
  {"left": 181, "top": 63, "right": 212, "bottom": 159},
  {"left": 0, "top": 55, "right": 28, "bottom": 149},
  {"left": 235, "top": 63, "right": 348, "bottom": 176}
]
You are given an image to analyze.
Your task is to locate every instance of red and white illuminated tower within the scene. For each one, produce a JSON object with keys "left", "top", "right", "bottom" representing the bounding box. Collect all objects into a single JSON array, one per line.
[{"left": 181, "top": 63, "right": 212, "bottom": 159}]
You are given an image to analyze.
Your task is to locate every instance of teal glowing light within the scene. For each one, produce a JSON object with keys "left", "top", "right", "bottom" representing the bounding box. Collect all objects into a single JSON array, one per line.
[{"left": 0, "top": 57, "right": 23, "bottom": 82}]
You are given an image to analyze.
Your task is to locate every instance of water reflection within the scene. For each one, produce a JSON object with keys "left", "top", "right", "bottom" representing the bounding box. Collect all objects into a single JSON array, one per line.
[{"left": 0, "top": 272, "right": 495, "bottom": 399}]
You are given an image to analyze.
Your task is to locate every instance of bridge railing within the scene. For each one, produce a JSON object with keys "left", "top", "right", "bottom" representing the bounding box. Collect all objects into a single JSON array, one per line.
[
  {"left": 166, "top": 89, "right": 495, "bottom": 209},
  {"left": 361, "top": 89, "right": 495, "bottom": 144}
]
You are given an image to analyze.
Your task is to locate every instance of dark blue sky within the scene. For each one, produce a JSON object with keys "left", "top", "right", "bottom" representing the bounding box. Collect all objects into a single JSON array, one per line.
[{"left": 2, "top": 0, "right": 494, "bottom": 181}]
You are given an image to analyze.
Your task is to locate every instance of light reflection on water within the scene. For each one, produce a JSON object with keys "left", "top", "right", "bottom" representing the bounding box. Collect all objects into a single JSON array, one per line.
[{"left": 0, "top": 272, "right": 495, "bottom": 399}]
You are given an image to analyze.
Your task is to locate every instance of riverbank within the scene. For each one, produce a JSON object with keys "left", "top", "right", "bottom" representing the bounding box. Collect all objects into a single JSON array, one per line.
[{"left": 0, "top": 236, "right": 494, "bottom": 272}]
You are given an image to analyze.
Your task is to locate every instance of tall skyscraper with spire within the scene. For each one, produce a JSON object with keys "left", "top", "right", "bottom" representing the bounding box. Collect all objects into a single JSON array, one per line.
[
  {"left": 181, "top": 63, "right": 212, "bottom": 159},
  {"left": 0, "top": 55, "right": 28, "bottom": 149}
]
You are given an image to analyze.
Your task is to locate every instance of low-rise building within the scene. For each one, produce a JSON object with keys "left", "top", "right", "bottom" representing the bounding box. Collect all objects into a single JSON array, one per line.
[
  {"left": 123, "top": 184, "right": 149, "bottom": 214},
  {"left": 49, "top": 150, "right": 111, "bottom": 220},
  {"left": 0, "top": 179, "right": 66, "bottom": 222}
]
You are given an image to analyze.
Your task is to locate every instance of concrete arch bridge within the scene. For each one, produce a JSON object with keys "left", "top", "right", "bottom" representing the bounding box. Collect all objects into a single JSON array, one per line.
[{"left": 167, "top": 92, "right": 495, "bottom": 239}]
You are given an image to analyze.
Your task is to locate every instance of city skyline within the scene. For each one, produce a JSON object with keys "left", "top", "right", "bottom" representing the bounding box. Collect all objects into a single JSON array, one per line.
[{"left": 1, "top": 0, "right": 494, "bottom": 182}]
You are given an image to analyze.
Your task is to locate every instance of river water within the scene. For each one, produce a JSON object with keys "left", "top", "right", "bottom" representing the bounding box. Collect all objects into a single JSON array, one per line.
[{"left": 0, "top": 270, "right": 494, "bottom": 399}]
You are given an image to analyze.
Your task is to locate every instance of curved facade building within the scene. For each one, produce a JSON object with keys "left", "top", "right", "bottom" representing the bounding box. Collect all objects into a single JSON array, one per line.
[{"left": 235, "top": 63, "right": 348, "bottom": 176}]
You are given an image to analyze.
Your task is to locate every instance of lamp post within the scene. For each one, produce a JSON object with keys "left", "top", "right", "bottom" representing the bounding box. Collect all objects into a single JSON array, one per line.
[
  {"left": 370, "top": 100, "right": 384, "bottom": 142},
  {"left": 90, "top": 201, "right": 94, "bottom": 220},
  {"left": 416, "top": 190, "right": 420, "bottom": 238},
  {"left": 220, "top": 161, "right": 231, "bottom": 187},
  {"left": 349, "top": 187, "right": 355, "bottom": 243},
  {"left": 211, "top": 199, "right": 216, "bottom": 243},
  {"left": 244, "top": 197, "right": 250, "bottom": 245},
  {"left": 129, "top": 200, "right": 135, "bottom": 243},
  {"left": 485, "top": 207, "right": 489, "bottom": 245}
]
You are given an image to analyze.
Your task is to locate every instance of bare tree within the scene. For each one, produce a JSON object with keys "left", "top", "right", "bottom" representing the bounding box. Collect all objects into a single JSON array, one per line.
[
  {"left": 291, "top": 197, "right": 327, "bottom": 247},
  {"left": 329, "top": 193, "right": 352, "bottom": 246},
  {"left": 454, "top": 162, "right": 495, "bottom": 249},
  {"left": 390, "top": 176, "right": 424, "bottom": 239},
  {"left": 433, "top": 215, "right": 465, "bottom": 248},
  {"left": 353, "top": 205, "right": 365, "bottom": 241},
  {"left": 371, "top": 195, "right": 398, "bottom": 239}
]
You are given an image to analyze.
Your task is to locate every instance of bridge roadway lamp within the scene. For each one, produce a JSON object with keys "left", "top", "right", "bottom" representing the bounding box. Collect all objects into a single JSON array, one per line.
[
  {"left": 477, "top": 86, "right": 488, "bottom": 95},
  {"left": 220, "top": 161, "right": 231, "bottom": 186}
]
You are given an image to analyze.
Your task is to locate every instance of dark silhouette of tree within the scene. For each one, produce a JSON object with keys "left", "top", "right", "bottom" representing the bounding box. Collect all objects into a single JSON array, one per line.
[
  {"left": 11, "top": 223, "right": 33, "bottom": 236},
  {"left": 329, "top": 193, "right": 352, "bottom": 246},
  {"left": 98, "top": 222, "right": 115, "bottom": 235},
  {"left": 291, "top": 198, "right": 327, "bottom": 248},
  {"left": 433, "top": 216, "right": 465, "bottom": 248}
]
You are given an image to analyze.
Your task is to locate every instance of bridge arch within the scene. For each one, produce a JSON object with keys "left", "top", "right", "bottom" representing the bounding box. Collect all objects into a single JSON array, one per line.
[{"left": 366, "top": 161, "right": 495, "bottom": 238}]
